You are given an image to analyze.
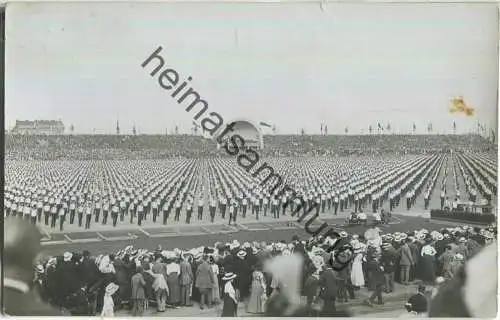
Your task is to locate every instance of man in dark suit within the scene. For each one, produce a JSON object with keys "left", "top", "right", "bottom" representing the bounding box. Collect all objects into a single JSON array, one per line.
[
  {"left": 318, "top": 263, "right": 337, "bottom": 315},
  {"left": 3, "top": 218, "right": 62, "bottom": 316},
  {"left": 365, "top": 253, "right": 385, "bottom": 306},
  {"left": 179, "top": 254, "right": 194, "bottom": 306}
]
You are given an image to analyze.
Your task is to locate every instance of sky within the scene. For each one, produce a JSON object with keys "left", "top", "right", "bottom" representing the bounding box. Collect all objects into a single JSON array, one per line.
[{"left": 5, "top": 2, "right": 499, "bottom": 135}]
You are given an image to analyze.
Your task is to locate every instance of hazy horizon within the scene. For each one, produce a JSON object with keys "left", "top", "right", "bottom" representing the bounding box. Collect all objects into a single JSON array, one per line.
[{"left": 5, "top": 2, "right": 499, "bottom": 135}]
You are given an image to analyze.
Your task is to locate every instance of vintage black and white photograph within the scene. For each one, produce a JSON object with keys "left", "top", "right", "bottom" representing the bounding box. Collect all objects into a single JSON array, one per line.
[{"left": 2, "top": 1, "right": 498, "bottom": 317}]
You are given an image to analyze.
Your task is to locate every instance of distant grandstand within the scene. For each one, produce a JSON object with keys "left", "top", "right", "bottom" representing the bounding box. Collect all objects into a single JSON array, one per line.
[{"left": 10, "top": 119, "right": 65, "bottom": 135}]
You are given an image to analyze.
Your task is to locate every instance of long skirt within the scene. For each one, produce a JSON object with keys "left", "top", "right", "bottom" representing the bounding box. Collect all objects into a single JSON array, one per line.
[
  {"left": 212, "top": 277, "right": 220, "bottom": 303},
  {"left": 247, "top": 281, "right": 265, "bottom": 314},
  {"left": 221, "top": 293, "right": 237, "bottom": 317},
  {"left": 166, "top": 273, "right": 181, "bottom": 304}
]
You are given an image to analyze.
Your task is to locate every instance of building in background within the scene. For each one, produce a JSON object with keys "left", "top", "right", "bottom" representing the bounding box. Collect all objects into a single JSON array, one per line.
[{"left": 11, "top": 120, "right": 65, "bottom": 135}]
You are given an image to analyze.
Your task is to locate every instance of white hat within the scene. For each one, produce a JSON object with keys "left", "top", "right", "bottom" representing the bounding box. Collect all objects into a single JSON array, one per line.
[
  {"left": 459, "top": 237, "right": 467, "bottom": 243},
  {"left": 421, "top": 245, "right": 437, "bottom": 256},
  {"left": 47, "top": 257, "right": 57, "bottom": 267},
  {"left": 222, "top": 272, "right": 237, "bottom": 281},
  {"left": 237, "top": 250, "right": 247, "bottom": 258},
  {"left": 435, "top": 276, "right": 446, "bottom": 285},
  {"left": 339, "top": 231, "right": 348, "bottom": 238},
  {"left": 454, "top": 253, "right": 464, "bottom": 260},
  {"left": 63, "top": 252, "right": 73, "bottom": 262}
]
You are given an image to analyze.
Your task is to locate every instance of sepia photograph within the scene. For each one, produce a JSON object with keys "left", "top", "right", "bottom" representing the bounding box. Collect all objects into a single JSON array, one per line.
[{"left": 2, "top": 1, "right": 498, "bottom": 317}]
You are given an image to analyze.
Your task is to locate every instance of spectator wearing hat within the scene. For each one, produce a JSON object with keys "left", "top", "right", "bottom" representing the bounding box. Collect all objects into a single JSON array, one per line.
[
  {"left": 380, "top": 242, "right": 396, "bottom": 293},
  {"left": 457, "top": 237, "right": 470, "bottom": 259},
  {"left": 365, "top": 251, "right": 385, "bottom": 307},
  {"left": 420, "top": 243, "right": 437, "bottom": 284},
  {"left": 101, "top": 283, "right": 119, "bottom": 317},
  {"left": 444, "top": 253, "right": 464, "bottom": 280},
  {"left": 179, "top": 254, "right": 194, "bottom": 306},
  {"left": 221, "top": 272, "right": 238, "bottom": 317},
  {"left": 318, "top": 262, "right": 338, "bottom": 314},
  {"left": 234, "top": 249, "right": 252, "bottom": 302},
  {"left": 195, "top": 254, "right": 215, "bottom": 309},
  {"left": 131, "top": 266, "right": 146, "bottom": 316},
  {"left": 398, "top": 238, "right": 413, "bottom": 285},
  {"left": 145, "top": 262, "right": 169, "bottom": 312},
  {"left": 3, "top": 218, "right": 62, "bottom": 316},
  {"left": 247, "top": 265, "right": 267, "bottom": 314},
  {"left": 165, "top": 254, "right": 181, "bottom": 308},
  {"left": 405, "top": 284, "right": 428, "bottom": 314}
]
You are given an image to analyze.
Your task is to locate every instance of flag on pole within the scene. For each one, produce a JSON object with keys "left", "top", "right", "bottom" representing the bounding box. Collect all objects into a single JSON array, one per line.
[
  {"left": 345, "top": 127, "right": 348, "bottom": 134},
  {"left": 413, "top": 122, "right": 416, "bottom": 133},
  {"left": 320, "top": 123, "right": 323, "bottom": 134},
  {"left": 324, "top": 125, "right": 328, "bottom": 135},
  {"left": 377, "top": 122, "right": 383, "bottom": 131},
  {"left": 453, "top": 121, "right": 456, "bottom": 132},
  {"left": 369, "top": 125, "right": 373, "bottom": 134}
]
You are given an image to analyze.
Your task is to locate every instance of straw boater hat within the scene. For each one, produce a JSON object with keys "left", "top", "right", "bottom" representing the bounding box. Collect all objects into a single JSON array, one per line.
[
  {"left": 63, "top": 252, "right": 73, "bottom": 262},
  {"left": 454, "top": 253, "right": 464, "bottom": 261},
  {"left": 237, "top": 250, "right": 247, "bottom": 258},
  {"left": 47, "top": 257, "right": 57, "bottom": 268},
  {"left": 435, "top": 276, "right": 446, "bottom": 285},
  {"left": 339, "top": 231, "right": 348, "bottom": 238},
  {"left": 381, "top": 242, "right": 392, "bottom": 250},
  {"left": 222, "top": 272, "right": 237, "bottom": 281},
  {"left": 421, "top": 245, "right": 437, "bottom": 256}
]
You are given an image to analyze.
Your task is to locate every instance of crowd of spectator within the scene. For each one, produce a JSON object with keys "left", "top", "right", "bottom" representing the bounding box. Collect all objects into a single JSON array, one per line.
[
  {"left": 5, "top": 134, "right": 495, "bottom": 160},
  {"left": 29, "top": 223, "right": 496, "bottom": 316}
]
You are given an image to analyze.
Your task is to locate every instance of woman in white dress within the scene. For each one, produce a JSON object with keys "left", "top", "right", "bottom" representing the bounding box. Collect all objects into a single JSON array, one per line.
[
  {"left": 101, "top": 283, "right": 119, "bottom": 317},
  {"left": 210, "top": 256, "right": 220, "bottom": 304},
  {"left": 350, "top": 242, "right": 365, "bottom": 289}
]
